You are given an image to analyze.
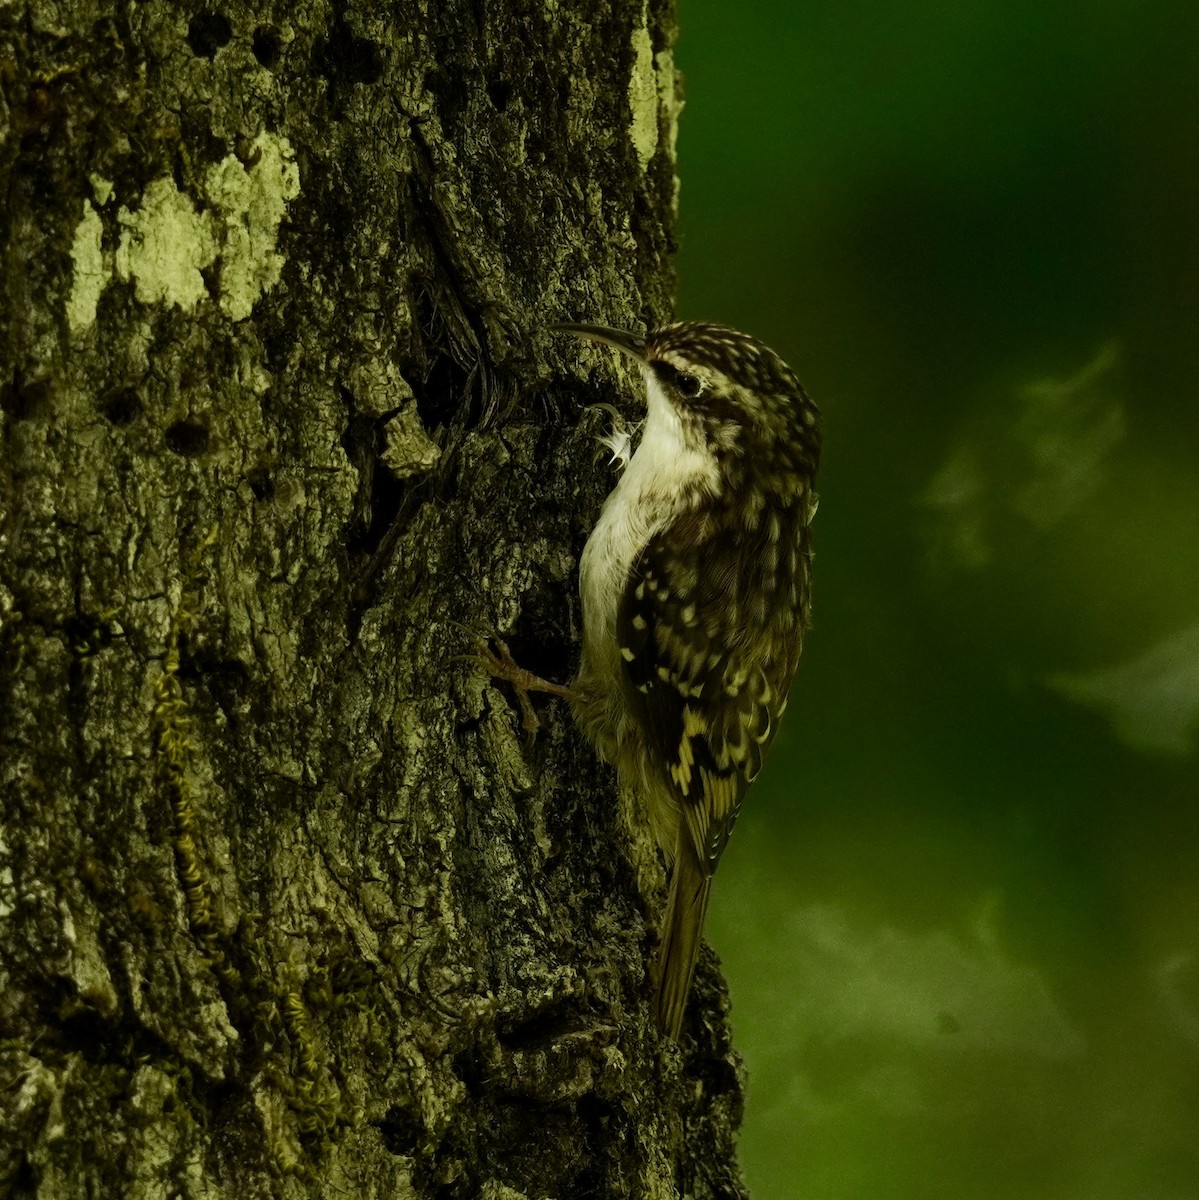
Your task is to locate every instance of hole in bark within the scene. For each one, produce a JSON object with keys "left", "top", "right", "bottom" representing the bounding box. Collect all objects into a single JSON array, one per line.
[
  {"left": 340, "top": 412, "right": 405, "bottom": 557},
  {"left": 64, "top": 613, "right": 113, "bottom": 656},
  {"left": 567, "top": 1097, "right": 609, "bottom": 1194},
  {"left": 409, "top": 286, "right": 479, "bottom": 432},
  {"left": 180, "top": 649, "right": 252, "bottom": 721},
  {"left": 315, "top": 16, "right": 384, "bottom": 86},
  {"left": 262, "top": 323, "right": 295, "bottom": 369},
  {"left": 412, "top": 352, "right": 465, "bottom": 431},
  {"left": 246, "top": 465, "right": 274, "bottom": 500},
  {"left": 49, "top": 977, "right": 126, "bottom": 1055},
  {"left": 497, "top": 1004, "right": 582, "bottom": 1051},
  {"left": 9, "top": 1155, "right": 36, "bottom": 1196},
  {"left": 165, "top": 419, "right": 210, "bottom": 457},
  {"left": 375, "top": 1105, "right": 422, "bottom": 1156},
  {"left": 360, "top": 467, "right": 405, "bottom": 556},
  {"left": 1, "top": 368, "right": 50, "bottom": 421},
  {"left": 199, "top": 256, "right": 222, "bottom": 301},
  {"left": 101, "top": 386, "right": 142, "bottom": 426},
  {"left": 451, "top": 1048, "right": 486, "bottom": 1093},
  {"left": 251, "top": 25, "right": 281, "bottom": 67},
  {"left": 487, "top": 76, "right": 512, "bottom": 112},
  {"left": 187, "top": 10, "right": 232, "bottom": 58}
]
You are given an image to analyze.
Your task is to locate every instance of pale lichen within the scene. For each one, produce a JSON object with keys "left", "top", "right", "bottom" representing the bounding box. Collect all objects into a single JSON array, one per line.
[
  {"left": 67, "top": 199, "right": 108, "bottom": 334},
  {"left": 629, "top": 24, "right": 658, "bottom": 170},
  {"left": 204, "top": 132, "right": 301, "bottom": 322},
  {"left": 115, "top": 177, "right": 216, "bottom": 311},
  {"left": 108, "top": 134, "right": 300, "bottom": 321}
]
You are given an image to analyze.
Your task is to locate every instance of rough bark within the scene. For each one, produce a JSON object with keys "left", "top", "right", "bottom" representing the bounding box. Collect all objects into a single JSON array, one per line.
[{"left": 0, "top": 1, "right": 747, "bottom": 1196}]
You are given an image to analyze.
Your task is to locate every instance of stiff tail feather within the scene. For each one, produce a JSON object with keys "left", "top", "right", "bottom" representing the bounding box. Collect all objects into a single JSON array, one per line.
[{"left": 653, "top": 841, "right": 713, "bottom": 1040}]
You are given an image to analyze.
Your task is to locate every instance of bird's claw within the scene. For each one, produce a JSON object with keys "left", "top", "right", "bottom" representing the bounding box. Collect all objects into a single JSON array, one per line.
[{"left": 449, "top": 619, "right": 576, "bottom": 735}]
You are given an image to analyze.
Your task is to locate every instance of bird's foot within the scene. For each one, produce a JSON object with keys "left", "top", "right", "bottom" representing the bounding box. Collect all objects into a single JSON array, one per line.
[{"left": 453, "top": 622, "right": 578, "bottom": 734}]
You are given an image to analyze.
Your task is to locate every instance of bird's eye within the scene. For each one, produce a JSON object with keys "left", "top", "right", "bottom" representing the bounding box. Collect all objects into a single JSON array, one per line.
[{"left": 654, "top": 362, "right": 705, "bottom": 399}]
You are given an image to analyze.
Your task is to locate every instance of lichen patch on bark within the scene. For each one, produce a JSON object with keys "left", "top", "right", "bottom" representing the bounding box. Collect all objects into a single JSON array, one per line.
[
  {"left": 204, "top": 132, "right": 301, "bottom": 321},
  {"left": 66, "top": 198, "right": 108, "bottom": 334},
  {"left": 105, "top": 133, "right": 299, "bottom": 321},
  {"left": 629, "top": 25, "right": 659, "bottom": 170},
  {"left": 115, "top": 176, "right": 216, "bottom": 312}
]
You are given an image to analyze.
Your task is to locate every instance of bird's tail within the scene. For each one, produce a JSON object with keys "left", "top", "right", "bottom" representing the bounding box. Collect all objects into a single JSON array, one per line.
[{"left": 653, "top": 840, "right": 713, "bottom": 1040}]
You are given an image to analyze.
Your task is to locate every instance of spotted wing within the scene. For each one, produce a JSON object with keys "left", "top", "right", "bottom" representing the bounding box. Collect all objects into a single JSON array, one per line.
[{"left": 617, "top": 507, "right": 807, "bottom": 874}]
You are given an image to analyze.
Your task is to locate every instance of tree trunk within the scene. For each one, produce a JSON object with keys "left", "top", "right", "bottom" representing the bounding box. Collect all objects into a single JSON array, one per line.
[{"left": 0, "top": 1, "right": 747, "bottom": 1195}]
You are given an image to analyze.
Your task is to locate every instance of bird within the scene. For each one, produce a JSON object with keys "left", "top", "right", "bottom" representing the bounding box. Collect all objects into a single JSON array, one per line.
[{"left": 483, "top": 320, "right": 821, "bottom": 1040}]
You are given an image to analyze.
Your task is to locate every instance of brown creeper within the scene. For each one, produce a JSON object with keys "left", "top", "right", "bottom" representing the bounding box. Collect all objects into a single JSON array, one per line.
[{"left": 559, "top": 321, "right": 821, "bottom": 1039}]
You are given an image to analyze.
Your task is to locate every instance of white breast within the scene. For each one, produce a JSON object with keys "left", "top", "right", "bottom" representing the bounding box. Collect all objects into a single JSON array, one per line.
[{"left": 578, "top": 370, "right": 719, "bottom": 686}]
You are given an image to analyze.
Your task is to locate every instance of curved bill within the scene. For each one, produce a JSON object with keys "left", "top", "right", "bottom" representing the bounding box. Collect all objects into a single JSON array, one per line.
[{"left": 551, "top": 322, "right": 647, "bottom": 361}]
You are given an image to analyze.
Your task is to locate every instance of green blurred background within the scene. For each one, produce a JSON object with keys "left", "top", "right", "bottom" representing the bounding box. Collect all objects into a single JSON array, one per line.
[{"left": 672, "top": 2, "right": 1199, "bottom": 1196}]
